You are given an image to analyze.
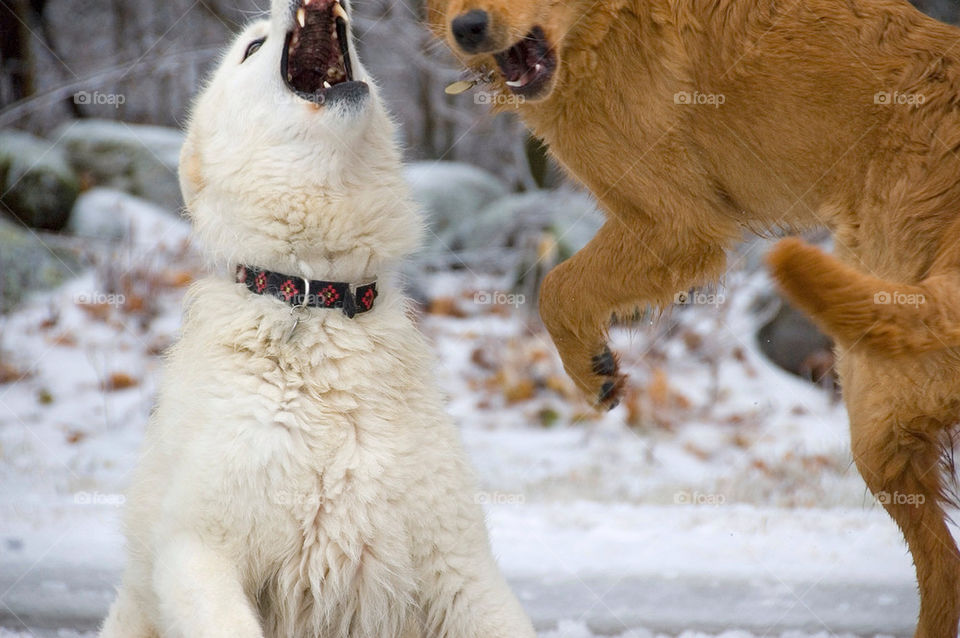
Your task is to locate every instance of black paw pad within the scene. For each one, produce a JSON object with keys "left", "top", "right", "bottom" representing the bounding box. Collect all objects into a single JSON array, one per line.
[
  {"left": 592, "top": 348, "right": 617, "bottom": 377},
  {"left": 599, "top": 381, "right": 617, "bottom": 404}
]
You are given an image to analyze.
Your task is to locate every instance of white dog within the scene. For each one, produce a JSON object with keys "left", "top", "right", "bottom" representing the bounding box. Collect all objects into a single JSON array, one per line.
[{"left": 98, "top": 1, "right": 536, "bottom": 636}]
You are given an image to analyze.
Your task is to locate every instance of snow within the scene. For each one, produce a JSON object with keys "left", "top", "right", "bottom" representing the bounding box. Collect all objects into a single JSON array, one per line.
[
  {"left": 0, "top": 196, "right": 942, "bottom": 635},
  {"left": 0, "top": 627, "right": 898, "bottom": 638}
]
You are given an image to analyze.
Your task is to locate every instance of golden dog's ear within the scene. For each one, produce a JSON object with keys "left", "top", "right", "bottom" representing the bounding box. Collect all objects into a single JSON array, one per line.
[{"left": 178, "top": 133, "right": 205, "bottom": 209}]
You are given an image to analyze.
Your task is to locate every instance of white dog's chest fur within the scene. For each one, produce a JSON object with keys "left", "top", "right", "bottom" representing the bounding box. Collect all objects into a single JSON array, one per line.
[{"left": 129, "top": 282, "right": 455, "bottom": 636}]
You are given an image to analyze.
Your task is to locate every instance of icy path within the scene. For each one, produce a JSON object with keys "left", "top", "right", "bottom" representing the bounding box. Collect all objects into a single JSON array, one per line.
[
  {"left": 0, "top": 571, "right": 916, "bottom": 637},
  {"left": 1, "top": 503, "right": 919, "bottom": 637}
]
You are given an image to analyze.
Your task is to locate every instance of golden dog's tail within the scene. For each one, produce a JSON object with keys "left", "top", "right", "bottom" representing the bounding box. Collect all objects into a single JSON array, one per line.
[{"left": 767, "top": 237, "right": 960, "bottom": 353}]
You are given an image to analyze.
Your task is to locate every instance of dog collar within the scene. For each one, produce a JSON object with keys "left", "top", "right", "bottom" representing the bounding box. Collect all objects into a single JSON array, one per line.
[{"left": 235, "top": 265, "right": 377, "bottom": 318}]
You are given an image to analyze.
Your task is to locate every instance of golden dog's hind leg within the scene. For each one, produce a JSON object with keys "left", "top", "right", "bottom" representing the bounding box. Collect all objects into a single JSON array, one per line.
[
  {"left": 539, "top": 215, "right": 732, "bottom": 409},
  {"left": 848, "top": 406, "right": 960, "bottom": 638},
  {"left": 768, "top": 237, "right": 960, "bottom": 637}
]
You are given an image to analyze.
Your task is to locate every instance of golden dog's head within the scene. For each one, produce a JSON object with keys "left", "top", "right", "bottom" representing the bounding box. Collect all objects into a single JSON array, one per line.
[{"left": 427, "top": 0, "right": 592, "bottom": 102}]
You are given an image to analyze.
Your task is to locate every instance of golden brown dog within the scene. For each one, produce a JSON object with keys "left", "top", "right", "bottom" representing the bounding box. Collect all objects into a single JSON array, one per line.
[{"left": 427, "top": 0, "right": 960, "bottom": 635}]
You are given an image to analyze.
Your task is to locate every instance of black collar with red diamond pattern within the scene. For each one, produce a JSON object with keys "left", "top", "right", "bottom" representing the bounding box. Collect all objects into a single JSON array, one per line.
[{"left": 236, "top": 265, "right": 378, "bottom": 318}]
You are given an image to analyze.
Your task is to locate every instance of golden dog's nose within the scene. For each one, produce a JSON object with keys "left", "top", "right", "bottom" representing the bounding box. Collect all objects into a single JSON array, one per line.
[{"left": 451, "top": 9, "right": 490, "bottom": 53}]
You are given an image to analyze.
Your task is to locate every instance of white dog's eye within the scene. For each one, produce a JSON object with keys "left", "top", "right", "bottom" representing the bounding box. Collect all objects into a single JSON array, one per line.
[{"left": 241, "top": 37, "right": 266, "bottom": 63}]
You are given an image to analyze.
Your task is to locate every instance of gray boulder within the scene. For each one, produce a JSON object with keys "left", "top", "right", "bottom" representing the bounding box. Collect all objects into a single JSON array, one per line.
[
  {"left": 449, "top": 189, "right": 603, "bottom": 259},
  {"left": 0, "top": 130, "right": 80, "bottom": 231},
  {"left": 67, "top": 187, "right": 179, "bottom": 242},
  {"left": 757, "top": 299, "right": 836, "bottom": 387},
  {"left": 0, "top": 217, "right": 80, "bottom": 313},
  {"left": 405, "top": 161, "right": 508, "bottom": 241},
  {"left": 55, "top": 119, "right": 184, "bottom": 213}
]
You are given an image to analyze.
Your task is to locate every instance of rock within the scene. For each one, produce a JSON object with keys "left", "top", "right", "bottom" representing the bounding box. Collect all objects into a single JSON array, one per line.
[
  {"left": 405, "top": 161, "right": 507, "bottom": 240},
  {"left": 447, "top": 189, "right": 603, "bottom": 312},
  {"left": 450, "top": 189, "right": 603, "bottom": 259},
  {"left": 910, "top": 0, "right": 960, "bottom": 23},
  {"left": 0, "top": 129, "right": 80, "bottom": 231},
  {"left": 67, "top": 188, "right": 189, "bottom": 245},
  {"left": 0, "top": 217, "right": 80, "bottom": 313},
  {"left": 757, "top": 299, "right": 836, "bottom": 388},
  {"left": 55, "top": 119, "right": 184, "bottom": 213}
]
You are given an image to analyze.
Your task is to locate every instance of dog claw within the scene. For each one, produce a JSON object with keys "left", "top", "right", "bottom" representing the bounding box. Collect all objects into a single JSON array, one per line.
[
  {"left": 592, "top": 347, "right": 617, "bottom": 376},
  {"left": 599, "top": 381, "right": 617, "bottom": 405}
]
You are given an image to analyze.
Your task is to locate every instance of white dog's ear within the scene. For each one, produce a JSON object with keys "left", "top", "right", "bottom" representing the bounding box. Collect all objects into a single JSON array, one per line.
[{"left": 178, "top": 132, "right": 205, "bottom": 210}]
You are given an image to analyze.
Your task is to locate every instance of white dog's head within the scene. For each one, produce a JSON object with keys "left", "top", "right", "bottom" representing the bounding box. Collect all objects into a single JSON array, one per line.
[{"left": 180, "top": 0, "right": 422, "bottom": 281}]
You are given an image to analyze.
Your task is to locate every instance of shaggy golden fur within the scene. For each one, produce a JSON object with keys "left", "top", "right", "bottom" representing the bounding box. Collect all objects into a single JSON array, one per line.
[{"left": 427, "top": 0, "right": 960, "bottom": 635}]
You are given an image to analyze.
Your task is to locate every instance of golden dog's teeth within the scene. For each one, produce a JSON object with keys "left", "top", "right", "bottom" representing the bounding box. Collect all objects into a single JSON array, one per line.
[
  {"left": 297, "top": 8, "right": 306, "bottom": 27},
  {"left": 332, "top": 1, "right": 348, "bottom": 22},
  {"left": 535, "top": 63, "right": 543, "bottom": 72},
  {"left": 505, "top": 79, "right": 523, "bottom": 87}
]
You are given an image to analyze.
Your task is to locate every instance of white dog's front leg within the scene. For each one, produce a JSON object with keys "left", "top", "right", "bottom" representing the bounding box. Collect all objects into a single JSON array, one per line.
[
  {"left": 420, "top": 524, "right": 536, "bottom": 638},
  {"left": 153, "top": 534, "right": 264, "bottom": 638}
]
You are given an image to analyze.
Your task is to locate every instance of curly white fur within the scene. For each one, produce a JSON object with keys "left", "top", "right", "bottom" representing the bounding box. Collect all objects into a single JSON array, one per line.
[{"left": 97, "top": 3, "right": 536, "bottom": 636}]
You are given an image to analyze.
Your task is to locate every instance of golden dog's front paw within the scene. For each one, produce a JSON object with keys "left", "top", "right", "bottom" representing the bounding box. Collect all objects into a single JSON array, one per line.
[
  {"left": 590, "top": 345, "right": 626, "bottom": 410},
  {"left": 555, "top": 339, "right": 627, "bottom": 411}
]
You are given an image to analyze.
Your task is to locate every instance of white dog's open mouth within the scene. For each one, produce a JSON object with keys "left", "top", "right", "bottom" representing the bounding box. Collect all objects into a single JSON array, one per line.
[{"left": 281, "top": 0, "right": 360, "bottom": 103}]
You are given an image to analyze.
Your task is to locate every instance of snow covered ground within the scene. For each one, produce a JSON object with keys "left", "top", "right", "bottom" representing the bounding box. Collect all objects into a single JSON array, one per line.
[{"left": 0, "top": 196, "right": 940, "bottom": 636}]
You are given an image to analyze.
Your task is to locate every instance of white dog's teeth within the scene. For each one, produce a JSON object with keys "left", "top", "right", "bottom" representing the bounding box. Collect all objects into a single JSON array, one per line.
[
  {"left": 297, "top": 8, "right": 306, "bottom": 27},
  {"left": 332, "top": 1, "right": 348, "bottom": 22}
]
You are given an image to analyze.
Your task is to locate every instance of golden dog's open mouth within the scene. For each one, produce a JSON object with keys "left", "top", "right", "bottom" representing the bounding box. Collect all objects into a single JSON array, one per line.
[
  {"left": 281, "top": 0, "right": 359, "bottom": 103},
  {"left": 494, "top": 26, "right": 556, "bottom": 98}
]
